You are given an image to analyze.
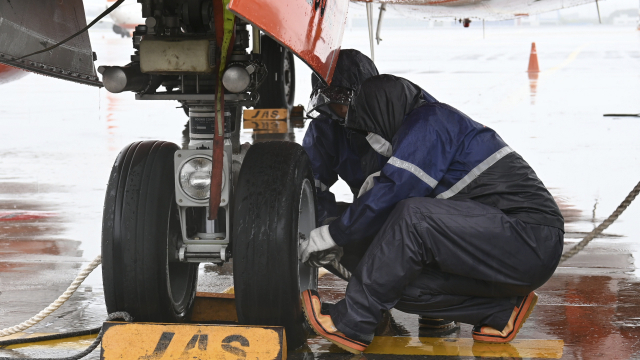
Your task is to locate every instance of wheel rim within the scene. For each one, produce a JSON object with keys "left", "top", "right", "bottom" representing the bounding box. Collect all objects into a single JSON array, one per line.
[
  {"left": 282, "top": 50, "right": 293, "bottom": 106},
  {"left": 166, "top": 198, "right": 193, "bottom": 313},
  {"left": 298, "top": 178, "right": 317, "bottom": 292}
]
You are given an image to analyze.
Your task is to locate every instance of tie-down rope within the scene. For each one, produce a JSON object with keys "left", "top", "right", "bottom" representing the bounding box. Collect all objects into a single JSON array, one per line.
[
  {"left": 0, "top": 255, "right": 102, "bottom": 337},
  {"left": 559, "top": 180, "right": 640, "bottom": 264}
]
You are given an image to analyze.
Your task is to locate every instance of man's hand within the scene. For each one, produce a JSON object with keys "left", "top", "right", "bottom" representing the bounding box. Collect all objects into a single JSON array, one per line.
[{"left": 300, "top": 225, "right": 337, "bottom": 263}]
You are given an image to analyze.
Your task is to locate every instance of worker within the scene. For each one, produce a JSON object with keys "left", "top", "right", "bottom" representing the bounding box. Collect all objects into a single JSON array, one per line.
[
  {"left": 304, "top": 50, "right": 458, "bottom": 332},
  {"left": 299, "top": 74, "right": 564, "bottom": 353}
]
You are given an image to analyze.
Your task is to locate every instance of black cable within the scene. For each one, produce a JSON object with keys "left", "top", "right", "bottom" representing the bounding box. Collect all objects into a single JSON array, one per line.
[
  {"left": 0, "top": 312, "right": 132, "bottom": 360},
  {"left": 603, "top": 114, "right": 640, "bottom": 117},
  {"left": 0, "top": 327, "right": 101, "bottom": 347},
  {"left": 14, "top": 0, "right": 125, "bottom": 61}
]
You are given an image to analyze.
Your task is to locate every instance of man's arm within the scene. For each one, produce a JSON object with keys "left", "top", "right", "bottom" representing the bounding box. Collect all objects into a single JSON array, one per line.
[
  {"left": 302, "top": 118, "right": 348, "bottom": 224},
  {"left": 328, "top": 108, "right": 459, "bottom": 246}
]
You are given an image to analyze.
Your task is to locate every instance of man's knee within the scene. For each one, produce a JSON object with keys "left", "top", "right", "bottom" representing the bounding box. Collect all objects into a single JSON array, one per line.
[{"left": 391, "top": 197, "right": 434, "bottom": 218}]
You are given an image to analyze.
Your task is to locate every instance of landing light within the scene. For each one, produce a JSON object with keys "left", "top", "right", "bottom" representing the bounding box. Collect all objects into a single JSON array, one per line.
[
  {"left": 179, "top": 157, "right": 217, "bottom": 200},
  {"left": 222, "top": 65, "right": 251, "bottom": 93}
]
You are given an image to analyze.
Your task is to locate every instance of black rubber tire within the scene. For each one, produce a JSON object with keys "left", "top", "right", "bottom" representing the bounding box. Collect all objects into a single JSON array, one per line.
[
  {"left": 256, "top": 35, "right": 296, "bottom": 111},
  {"left": 102, "top": 140, "right": 198, "bottom": 322},
  {"left": 233, "top": 141, "right": 318, "bottom": 349}
]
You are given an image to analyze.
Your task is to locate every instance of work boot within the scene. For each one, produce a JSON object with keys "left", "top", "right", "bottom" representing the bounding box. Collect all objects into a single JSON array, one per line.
[
  {"left": 301, "top": 289, "right": 371, "bottom": 354},
  {"left": 472, "top": 292, "right": 538, "bottom": 343},
  {"left": 418, "top": 317, "right": 457, "bottom": 330}
]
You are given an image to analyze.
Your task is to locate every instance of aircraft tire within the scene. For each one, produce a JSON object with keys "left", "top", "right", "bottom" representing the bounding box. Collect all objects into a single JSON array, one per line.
[
  {"left": 232, "top": 141, "right": 318, "bottom": 349},
  {"left": 256, "top": 35, "right": 296, "bottom": 111},
  {"left": 102, "top": 140, "right": 198, "bottom": 323}
]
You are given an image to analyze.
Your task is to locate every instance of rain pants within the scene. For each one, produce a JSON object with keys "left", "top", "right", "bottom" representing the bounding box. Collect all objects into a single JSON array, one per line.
[{"left": 326, "top": 75, "right": 565, "bottom": 341}]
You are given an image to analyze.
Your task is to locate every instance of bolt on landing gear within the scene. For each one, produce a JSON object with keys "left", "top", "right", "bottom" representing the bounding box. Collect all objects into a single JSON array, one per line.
[{"left": 100, "top": 0, "right": 312, "bottom": 348}]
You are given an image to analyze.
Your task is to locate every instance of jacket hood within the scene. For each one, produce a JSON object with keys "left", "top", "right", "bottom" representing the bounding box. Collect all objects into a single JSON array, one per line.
[
  {"left": 345, "top": 75, "right": 425, "bottom": 141},
  {"left": 311, "top": 49, "right": 379, "bottom": 92}
]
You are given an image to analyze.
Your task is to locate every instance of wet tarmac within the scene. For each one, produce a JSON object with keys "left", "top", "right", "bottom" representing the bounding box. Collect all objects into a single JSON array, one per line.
[{"left": 1, "top": 22, "right": 640, "bottom": 360}]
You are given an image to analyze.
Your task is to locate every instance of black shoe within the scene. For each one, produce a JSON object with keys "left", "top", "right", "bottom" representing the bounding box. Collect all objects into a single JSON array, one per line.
[{"left": 418, "top": 316, "right": 457, "bottom": 330}]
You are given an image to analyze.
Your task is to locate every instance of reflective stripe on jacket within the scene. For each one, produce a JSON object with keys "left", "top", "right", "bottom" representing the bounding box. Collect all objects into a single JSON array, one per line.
[{"left": 329, "top": 100, "right": 564, "bottom": 246}]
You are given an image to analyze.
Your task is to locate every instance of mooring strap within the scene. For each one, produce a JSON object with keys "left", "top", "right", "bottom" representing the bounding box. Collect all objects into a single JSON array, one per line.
[{"left": 209, "top": 0, "right": 236, "bottom": 219}]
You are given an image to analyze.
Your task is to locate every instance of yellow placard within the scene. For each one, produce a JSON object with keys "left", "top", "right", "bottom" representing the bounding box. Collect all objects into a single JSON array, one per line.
[
  {"left": 243, "top": 120, "right": 288, "bottom": 133},
  {"left": 101, "top": 322, "right": 285, "bottom": 360},
  {"left": 243, "top": 109, "right": 288, "bottom": 120}
]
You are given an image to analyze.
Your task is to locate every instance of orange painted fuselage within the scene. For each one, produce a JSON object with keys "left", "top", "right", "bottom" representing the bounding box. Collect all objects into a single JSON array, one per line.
[{"left": 230, "top": 0, "right": 350, "bottom": 85}]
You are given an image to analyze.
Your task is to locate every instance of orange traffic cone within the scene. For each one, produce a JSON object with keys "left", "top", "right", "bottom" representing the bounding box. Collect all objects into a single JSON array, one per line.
[{"left": 527, "top": 42, "right": 540, "bottom": 73}]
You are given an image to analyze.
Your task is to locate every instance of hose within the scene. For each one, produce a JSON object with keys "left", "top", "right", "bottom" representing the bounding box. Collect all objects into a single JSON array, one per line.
[{"left": 0, "top": 256, "right": 102, "bottom": 338}]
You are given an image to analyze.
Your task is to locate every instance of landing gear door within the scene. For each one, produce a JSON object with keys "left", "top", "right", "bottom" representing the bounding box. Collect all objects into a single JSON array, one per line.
[
  {"left": 0, "top": 0, "right": 101, "bottom": 87},
  {"left": 229, "top": 0, "right": 349, "bottom": 85}
]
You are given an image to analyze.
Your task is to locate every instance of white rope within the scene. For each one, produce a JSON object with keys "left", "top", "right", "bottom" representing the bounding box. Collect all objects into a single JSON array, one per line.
[{"left": 0, "top": 255, "right": 102, "bottom": 337}]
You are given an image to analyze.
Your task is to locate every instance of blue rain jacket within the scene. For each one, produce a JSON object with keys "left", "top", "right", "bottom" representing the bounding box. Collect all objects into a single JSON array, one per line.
[{"left": 329, "top": 77, "right": 563, "bottom": 246}]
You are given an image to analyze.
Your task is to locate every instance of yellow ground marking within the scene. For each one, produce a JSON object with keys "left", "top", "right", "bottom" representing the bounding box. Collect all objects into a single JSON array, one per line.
[
  {"left": 365, "top": 337, "right": 564, "bottom": 358},
  {"left": 542, "top": 44, "right": 588, "bottom": 76},
  {"left": 3, "top": 332, "right": 563, "bottom": 358},
  {"left": 493, "top": 43, "right": 588, "bottom": 113},
  {"left": 1, "top": 334, "right": 97, "bottom": 350},
  {"left": 101, "top": 322, "right": 285, "bottom": 360},
  {"left": 222, "top": 267, "right": 331, "bottom": 295}
]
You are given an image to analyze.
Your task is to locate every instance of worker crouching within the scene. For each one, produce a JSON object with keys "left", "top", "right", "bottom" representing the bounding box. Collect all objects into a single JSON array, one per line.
[{"left": 299, "top": 74, "right": 564, "bottom": 353}]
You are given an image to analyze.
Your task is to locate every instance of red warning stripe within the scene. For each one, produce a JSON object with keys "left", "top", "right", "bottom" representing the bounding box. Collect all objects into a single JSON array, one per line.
[{"left": 0, "top": 211, "right": 57, "bottom": 221}]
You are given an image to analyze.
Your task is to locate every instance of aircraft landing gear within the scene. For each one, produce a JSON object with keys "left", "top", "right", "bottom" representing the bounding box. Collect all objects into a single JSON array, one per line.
[{"left": 100, "top": 0, "right": 311, "bottom": 349}]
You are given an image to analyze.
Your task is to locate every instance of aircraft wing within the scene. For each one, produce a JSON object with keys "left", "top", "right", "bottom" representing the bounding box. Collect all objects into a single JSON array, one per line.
[
  {"left": 229, "top": 0, "right": 350, "bottom": 85},
  {"left": 0, "top": 0, "right": 101, "bottom": 87}
]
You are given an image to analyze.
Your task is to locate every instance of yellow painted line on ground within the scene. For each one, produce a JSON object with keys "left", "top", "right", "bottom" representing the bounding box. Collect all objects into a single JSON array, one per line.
[
  {"left": 1, "top": 334, "right": 97, "bottom": 350},
  {"left": 542, "top": 44, "right": 588, "bottom": 76},
  {"left": 222, "top": 267, "right": 331, "bottom": 295},
  {"left": 364, "top": 337, "right": 563, "bottom": 358},
  {"left": 493, "top": 43, "right": 589, "bottom": 113},
  {"left": 3, "top": 333, "right": 563, "bottom": 358}
]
